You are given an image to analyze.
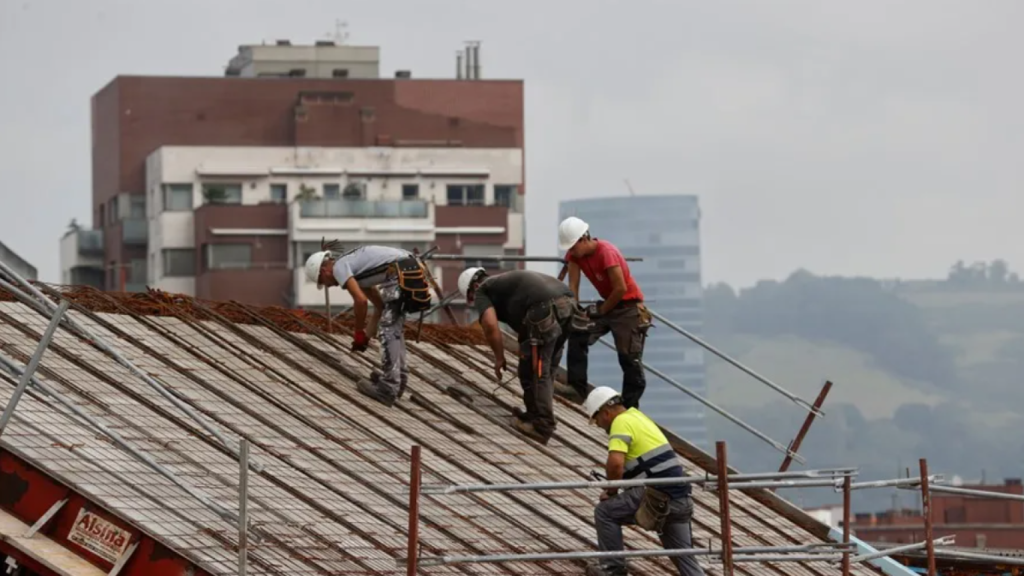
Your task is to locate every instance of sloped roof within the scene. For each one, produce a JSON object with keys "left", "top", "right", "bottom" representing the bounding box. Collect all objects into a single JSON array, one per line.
[{"left": 0, "top": 286, "right": 885, "bottom": 575}]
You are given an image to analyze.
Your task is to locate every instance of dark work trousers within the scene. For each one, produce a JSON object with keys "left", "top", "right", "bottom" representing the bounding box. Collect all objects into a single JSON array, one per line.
[
  {"left": 567, "top": 301, "right": 649, "bottom": 409},
  {"left": 595, "top": 487, "right": 705, "bottom": 576},
  {"left": 516, "top": 297, "right": 574, "bottom": 439}
]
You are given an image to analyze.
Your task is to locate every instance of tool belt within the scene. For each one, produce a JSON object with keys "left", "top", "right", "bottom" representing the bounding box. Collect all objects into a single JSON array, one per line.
[
  {"left": 523, "top": 296, "right": 574, "bottom": 342},
  {"left": 521, "top": 295, "right": 574, "bottom": 381},
  {"left": 390, "top": 257, "right": 432, "bottom": 314},
  {"left": 634, "top": 486, "right": 672, "bottom": 532}
]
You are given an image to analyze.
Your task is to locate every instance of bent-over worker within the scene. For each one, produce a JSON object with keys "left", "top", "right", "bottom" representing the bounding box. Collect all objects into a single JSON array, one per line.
[
  {"left": 305, "top": 245, "right": 432, "bottom": 406},
  {"left": 559, "top": 216, "right": 651, "bottom": 408},
  {"left": 457, "top": 267, "right": 575, "bottom": 445},
  {"left": 584, "top": 386, "right": 705, "bottom": 576}
]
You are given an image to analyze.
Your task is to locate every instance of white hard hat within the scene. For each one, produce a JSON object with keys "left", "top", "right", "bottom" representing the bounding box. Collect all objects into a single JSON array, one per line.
[
  {"left": 458, "top": 267, "right": 486, "bottom": 298},
  {"left": 584, "top": 386, "right": 622, "bottom": 421},
  {"left": 558, "top": 216, "right": 590, "bottom": 251},
  {"left": 304, "top": 251, "right": 331, "bottom": 289}
]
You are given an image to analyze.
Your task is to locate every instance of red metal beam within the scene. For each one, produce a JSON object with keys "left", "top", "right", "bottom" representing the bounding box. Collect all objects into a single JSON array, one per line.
[
  {"left": 716, "top": 441, "right": 733, "bottom": 576},
  {"left": 1, "top": 448, "right": 212, "bottom": 576},
  {"left": 921, "top": 458, "right": 936, "bottom": 576},
  {"left": 778, "top": 380, "right": 832, "bottom": 475},
  {"left": 842, "top": 474, "right": 851, "bottom": 576},
  {"left": 406, "top": 445, "right": 422, "bottom": 576}
]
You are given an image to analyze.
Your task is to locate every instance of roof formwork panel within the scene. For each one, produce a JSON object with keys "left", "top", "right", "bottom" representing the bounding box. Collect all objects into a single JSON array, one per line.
[{"left": 0, "top": 286, "right": 887, "bottom": 576}]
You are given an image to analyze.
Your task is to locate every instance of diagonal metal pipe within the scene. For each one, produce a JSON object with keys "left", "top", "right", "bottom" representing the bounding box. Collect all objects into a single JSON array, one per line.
[{"left": 596, "top": 337, "right": 805, "bottom": 464}]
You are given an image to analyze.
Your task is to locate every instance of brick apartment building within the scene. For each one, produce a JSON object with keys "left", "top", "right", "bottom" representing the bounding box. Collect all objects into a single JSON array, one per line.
[
  {"left": 851, "top": 479, "right": 1024, "bottom": 549},
  {"left": 60, "top": 40, "right": 524, "bottom": 317}
]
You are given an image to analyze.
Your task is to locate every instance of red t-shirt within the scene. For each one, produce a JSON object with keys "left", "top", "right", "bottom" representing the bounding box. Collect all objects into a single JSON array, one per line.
[{"left": 567, "top": 239, "right": 644, "bottom": 302}]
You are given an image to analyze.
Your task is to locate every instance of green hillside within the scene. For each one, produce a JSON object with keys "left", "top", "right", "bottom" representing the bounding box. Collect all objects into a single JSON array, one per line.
[{"left": 701, "top": 268, "right": 1024, "bottom": 511}]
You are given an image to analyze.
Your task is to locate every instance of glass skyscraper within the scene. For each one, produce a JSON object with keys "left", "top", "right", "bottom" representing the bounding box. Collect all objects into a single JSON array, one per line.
[{"left": 558, "top": 195, "right": 708, "bottom": 448}]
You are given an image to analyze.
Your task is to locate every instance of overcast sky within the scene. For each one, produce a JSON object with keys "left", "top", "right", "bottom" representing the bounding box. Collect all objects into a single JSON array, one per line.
[{"left": 2, "top": 0, "right": 1023, "bottom": 286}]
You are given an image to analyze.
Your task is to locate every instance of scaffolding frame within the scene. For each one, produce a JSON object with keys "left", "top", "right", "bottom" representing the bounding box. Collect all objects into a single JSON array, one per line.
[{"left": 402, "top": 440, "right": 953, "bottom": 575}]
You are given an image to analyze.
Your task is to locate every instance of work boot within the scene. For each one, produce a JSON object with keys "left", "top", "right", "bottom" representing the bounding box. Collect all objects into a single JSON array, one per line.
[
  {"left": 510, "top": 416, "right": 550, "bottom": 445},
  {"left": 398, "top": 376, "right": 409, "bottom": 400},
  {"left": 356, "top": 378, "right": 395, "bottom": 407}
]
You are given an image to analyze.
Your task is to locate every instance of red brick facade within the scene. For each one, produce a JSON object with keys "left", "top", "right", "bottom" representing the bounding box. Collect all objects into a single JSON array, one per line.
[{"left": 91, "top": 76, "right": 525, "bottom": 299}]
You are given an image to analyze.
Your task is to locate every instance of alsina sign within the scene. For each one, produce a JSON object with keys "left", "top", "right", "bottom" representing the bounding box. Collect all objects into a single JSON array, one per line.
[{"left": 67, "top": 508, "right": 132, "bottom": 564}]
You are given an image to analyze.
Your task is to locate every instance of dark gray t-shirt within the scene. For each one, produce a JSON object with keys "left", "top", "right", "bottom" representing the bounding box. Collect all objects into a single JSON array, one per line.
[
  {"left": 473, "top": 270, "right": 573, "bottom": 333},
  {"left": 332, "top": 246, "right": 411, "bottom": 288}
]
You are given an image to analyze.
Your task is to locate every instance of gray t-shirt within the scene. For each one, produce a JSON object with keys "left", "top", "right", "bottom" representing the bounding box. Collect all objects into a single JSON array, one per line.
[{"left": 332, "top": 246, "right": 411, "bottom": 288}]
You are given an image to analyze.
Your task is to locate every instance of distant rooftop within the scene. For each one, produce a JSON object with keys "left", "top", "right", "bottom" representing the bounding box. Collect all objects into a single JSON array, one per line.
[{"left": 225, "top": 40, "right": 382, "bottom": 79}]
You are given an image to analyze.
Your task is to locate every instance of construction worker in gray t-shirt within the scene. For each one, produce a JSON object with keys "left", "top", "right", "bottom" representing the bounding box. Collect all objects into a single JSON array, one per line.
[{"left": 305, "top": 245, "right": 433, "bottom": 406}]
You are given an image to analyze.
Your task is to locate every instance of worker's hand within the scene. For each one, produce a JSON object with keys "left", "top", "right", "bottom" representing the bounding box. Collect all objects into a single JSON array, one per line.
[
  {"left": 585, "top": 303, "right": 604, "bottom": 318},
  {"left": 493, "top": 358, "right": 507, "bottom": 381},
  {"left": 599, "top": 488, "right": 618, "bottom": 502},
  {"left": 351, "top": 330, "right": 370, "bottom": 353}
]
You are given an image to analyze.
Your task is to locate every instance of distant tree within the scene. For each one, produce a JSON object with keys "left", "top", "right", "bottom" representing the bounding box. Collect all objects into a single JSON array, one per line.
[
  {"left": 294, "top": 184, "right": 319, "bottom": 202},
  {"left": 723, "top": 271, "right": 959, "bottom": 388},
  {"left": 989, "top": 259, "right": 1009, "bottom": 284}
]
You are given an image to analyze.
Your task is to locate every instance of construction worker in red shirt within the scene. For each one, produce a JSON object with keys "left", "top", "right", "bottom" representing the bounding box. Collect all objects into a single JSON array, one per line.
[{"left": 559, "top": 216, "right": 652, "bottom": 409}]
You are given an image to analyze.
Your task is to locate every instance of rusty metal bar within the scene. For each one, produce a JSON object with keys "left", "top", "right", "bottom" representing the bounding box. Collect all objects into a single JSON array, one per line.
[
  {"left": 647, "top": 308, "right": 822, "bottom": 417},
  {"left": 238, "top": 438, "right": 250, "bottom": 576},
  {"left": 778, "top": 380, "right": 833, "bottom": 475},
  {"left": 841, "top": 474, "right": 851, "bottom": 576},
  {"left": 920, "top": 458, "right": 936, "bottom": 576},
  {"left": 0, "top": 300, "right": 69, "bottom": 437},
  {"left": 406, "top": 445, "right": 422, "bottom": 576},
  {"left": 716, "top": 441, "right": 734, "bottom": 576}
]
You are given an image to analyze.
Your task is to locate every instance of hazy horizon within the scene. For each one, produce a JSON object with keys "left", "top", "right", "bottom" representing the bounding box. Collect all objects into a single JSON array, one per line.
[{"left": 4, "top": 0, "right": 1023, "bottom": 287}]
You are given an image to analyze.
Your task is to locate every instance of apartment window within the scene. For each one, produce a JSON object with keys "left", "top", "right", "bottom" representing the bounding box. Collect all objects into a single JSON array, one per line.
[
  {"left": 205, "top": 243, "right": 252, "bottom": 270},
  {"left": 201, "top": 183, "right": 242, "bottom": 205},
  {"left": 162, "top": 249, "right": 195, "bottom": 277},
  {"left": 323, "top": 183, "right": 341, "bottom": 199},
  {"left": 269, "top": 184, "right": 287, "bottom": 204},
  {"left": 447, "top": 184, "right": 485, "bottom": 206},
  {"left": 129, "top": 195, "right": 146, "bottom": 218},
  {"left": 494, "top": 185, "right": 517, "bottom": 208},
  {"left": 501, "top": 249, "right": 520, "bottom": 270},
  {"left": 163, "top": 184, "right": 194, "bottom": 212},
  {"left": 402, "top": 184, "right": 419, "bottom": 200},
  {"left": 332, "top": 68, "right": 349, "bottom": 78},
  {"left": 296, "top": 242, "right": 324, "bottom": 268},
  {"left": 462, "top": 244, "right": 501, "bottom": 270},
  {"left": 343, "top": 182, "right": 365, "bottom": 199}
]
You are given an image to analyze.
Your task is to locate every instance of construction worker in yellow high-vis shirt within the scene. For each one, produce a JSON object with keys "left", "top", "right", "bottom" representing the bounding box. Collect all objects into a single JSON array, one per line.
[{"left": 583, "top": 386, "right": 705, "bottom": 576}]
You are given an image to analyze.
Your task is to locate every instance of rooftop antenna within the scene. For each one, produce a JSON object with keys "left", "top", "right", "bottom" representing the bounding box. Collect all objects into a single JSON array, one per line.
[
  {"left": 329, "top": 19, "right": 350, "bottom": 44},
  {"left": 624, "top": 179, "right": 637, "bottom": 197}
]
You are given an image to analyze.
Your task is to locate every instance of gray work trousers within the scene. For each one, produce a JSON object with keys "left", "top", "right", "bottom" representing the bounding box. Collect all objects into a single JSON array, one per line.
[
  {"left": 369, "top": 281, "right": 408, "bottom": 401},
  {"left": 594, "top": 487, "right": 705, "bottom": 576}
]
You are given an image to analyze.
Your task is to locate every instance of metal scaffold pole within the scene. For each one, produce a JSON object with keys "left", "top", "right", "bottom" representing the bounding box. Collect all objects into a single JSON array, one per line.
[
  {"left": 238, "top": 439, "right": 250, "bottom": 576},
  {"left": 0, "top": 300, "right": 70, "bottom": 437},
  {"left": 645, "top": 307, "right": 823, "bottom": 417},
  {"left": 597, "top": 337, "right": 805, "bottom": 463}
]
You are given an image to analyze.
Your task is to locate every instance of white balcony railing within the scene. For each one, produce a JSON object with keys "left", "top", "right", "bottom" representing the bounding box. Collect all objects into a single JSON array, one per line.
[{"left": 298, "top": 199, "right": 429, "bottom": 219}]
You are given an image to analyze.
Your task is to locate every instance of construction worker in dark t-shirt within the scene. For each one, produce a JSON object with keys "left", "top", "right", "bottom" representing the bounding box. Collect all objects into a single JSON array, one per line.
[
  {"left": 559, "top": 216, "right": 652, "bottom": 409},
  {"left": 457, "top": 267, "right": 576, "bottom": 444}
]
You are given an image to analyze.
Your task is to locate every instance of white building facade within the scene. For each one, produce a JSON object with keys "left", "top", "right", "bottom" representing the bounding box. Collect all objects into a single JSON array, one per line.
[{"left": 143, "top": 145, "right": 524, "bottom": 310}]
